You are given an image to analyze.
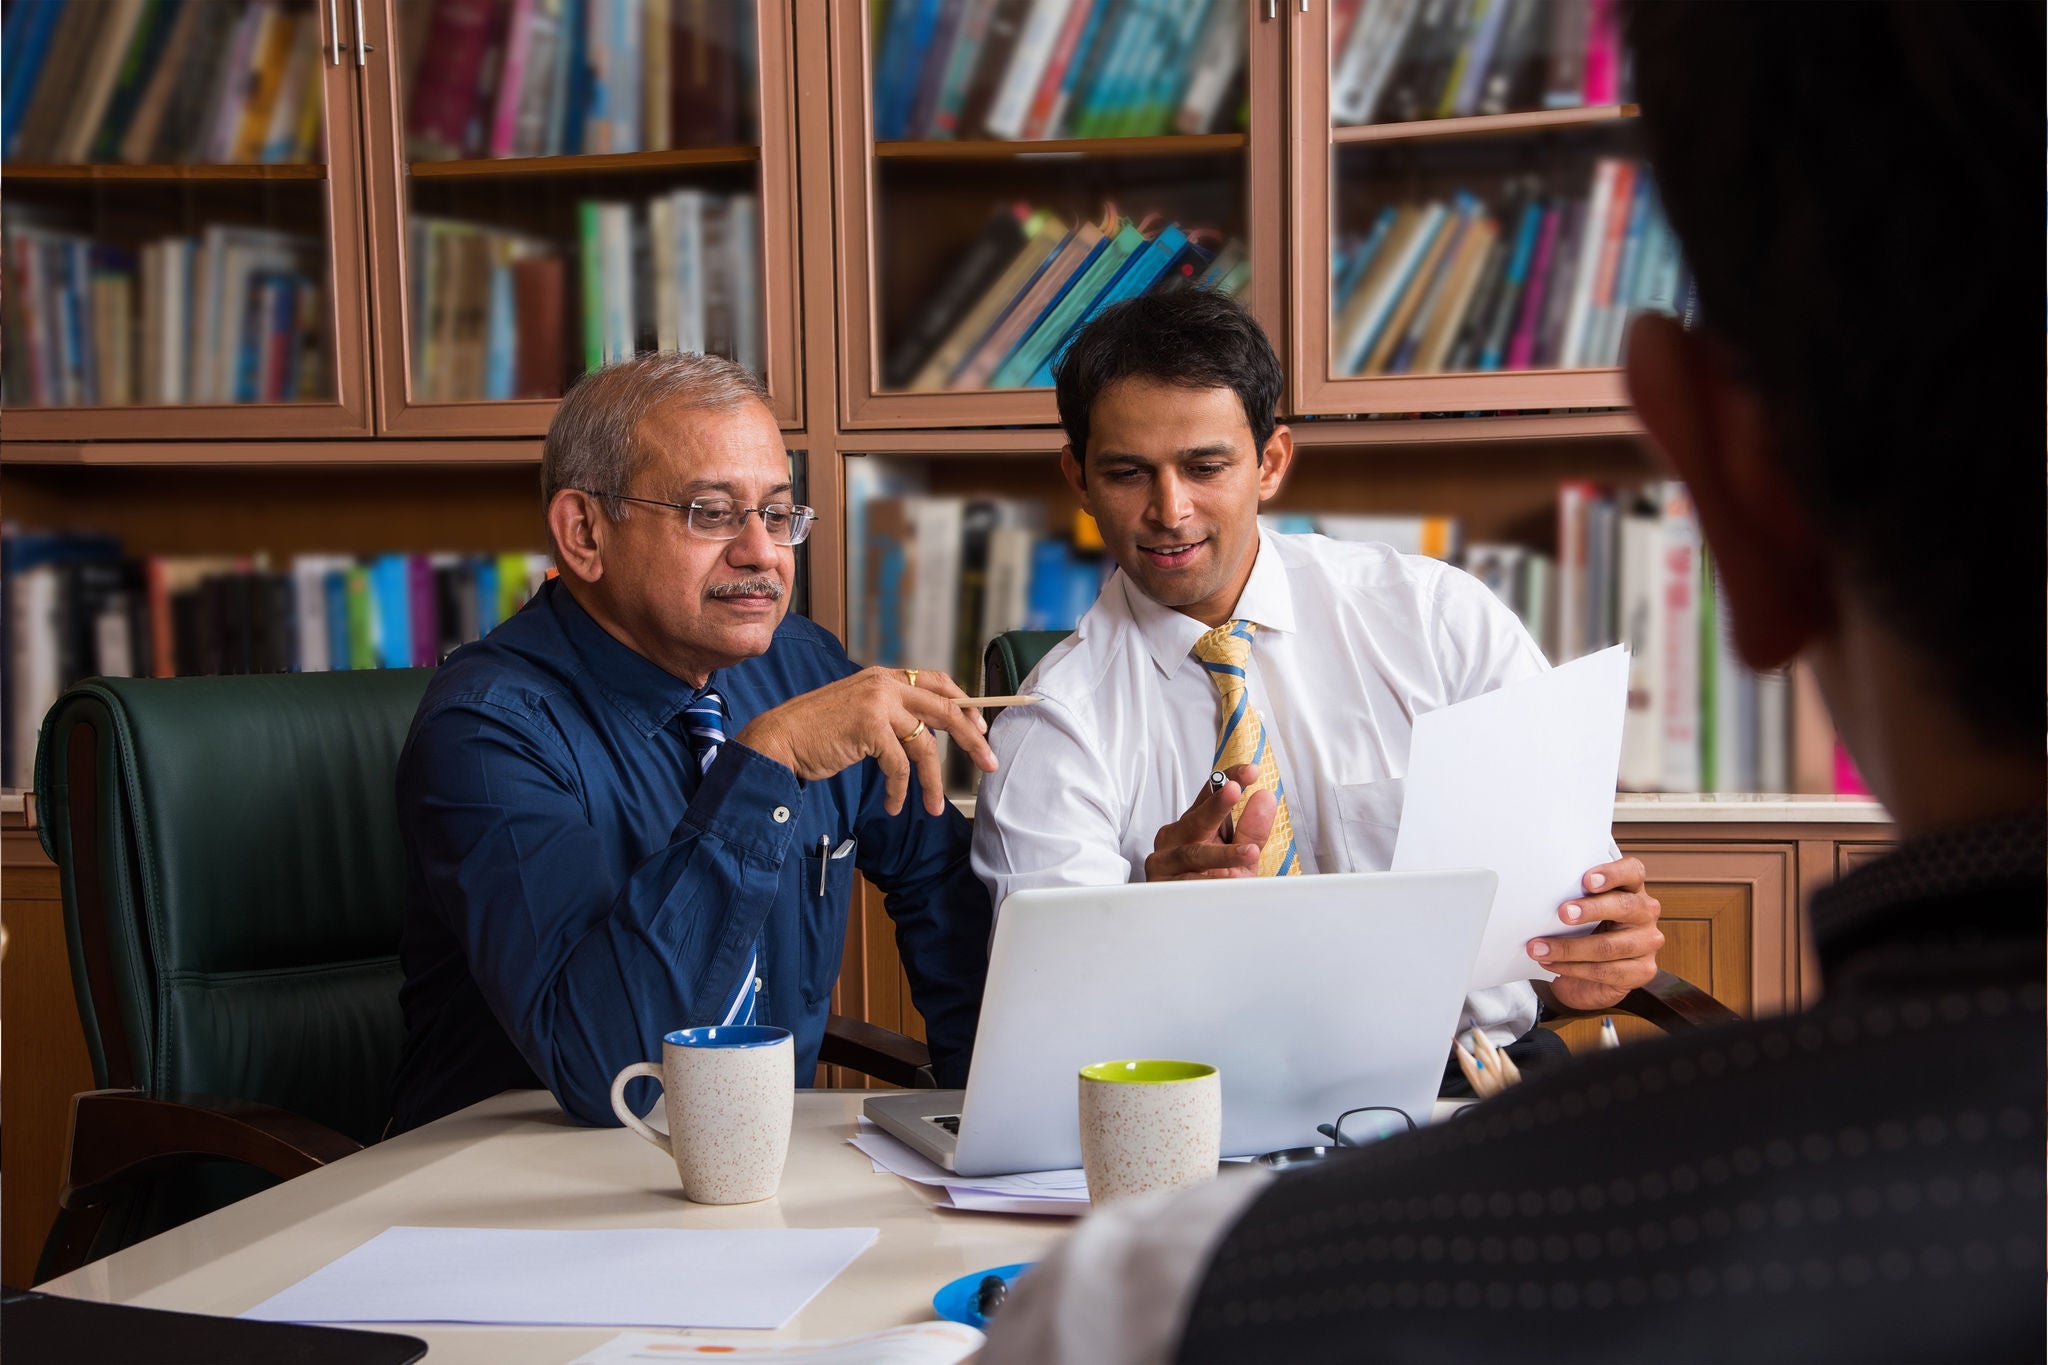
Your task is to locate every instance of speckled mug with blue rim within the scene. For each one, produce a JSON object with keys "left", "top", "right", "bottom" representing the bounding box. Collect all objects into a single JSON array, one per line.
[{"left": 610, "top": 1025, "right": 793, "bottom": 1204}]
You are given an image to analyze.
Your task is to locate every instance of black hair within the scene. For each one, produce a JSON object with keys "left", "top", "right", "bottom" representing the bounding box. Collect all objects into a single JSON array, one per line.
[
  {"left": 1052, "top": 290, "right": 1284, "bottom": 467},
  {"left": 1626, "top": 1, "right": 2042, "bottom": 746}
]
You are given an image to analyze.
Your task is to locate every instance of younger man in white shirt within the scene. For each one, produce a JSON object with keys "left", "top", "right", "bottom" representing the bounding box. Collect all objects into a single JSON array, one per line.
[{"left": 971, "top": 289, "right": 1664, "bottom": 1056}]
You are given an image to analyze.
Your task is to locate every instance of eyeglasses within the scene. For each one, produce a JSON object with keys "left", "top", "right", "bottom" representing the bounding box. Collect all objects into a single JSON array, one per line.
[
  {"left": 591, "top": 492, "right": 817, "bottom": 546},
  {"left": 1317, "top": 1105, "right": 1416, "bottom": 1147},
  {"left": 1254, "top": 1105, "right": 1417, "bottom": 1170}
]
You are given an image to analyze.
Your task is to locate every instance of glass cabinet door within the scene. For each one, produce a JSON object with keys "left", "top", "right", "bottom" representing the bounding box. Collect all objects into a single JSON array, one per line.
[
  {"left": 1291, "top": 0, "right": 1671, "bottom": 417},
  {"left": 358, "top": 0, "right": 801, "bottom": 435},
  {"left": 834, "top": 0, "right": 1286, "bottom": 430},
  {"left": 1, "top": 0, "right": 375, "bottom": 438}
]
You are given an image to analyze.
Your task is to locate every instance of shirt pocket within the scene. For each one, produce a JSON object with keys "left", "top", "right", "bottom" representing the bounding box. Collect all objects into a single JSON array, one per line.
[
  {"left": 799, "top": 835, "right": 858, "bottom": 1007},
  {"left": 1331, "top": 777, "right": 1405, "bottom": 873}
]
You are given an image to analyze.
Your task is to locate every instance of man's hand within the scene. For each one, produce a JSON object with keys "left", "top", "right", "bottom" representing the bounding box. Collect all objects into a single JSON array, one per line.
[
  {"left": 734, "top": 667, "right": 997, "bottom": 816},
  {"left": 1529, "top": 856, "right": 1663, "bottom": 1011},
  {"left": 1142, "top": 762, "right": 1277, "bottom": 881}
]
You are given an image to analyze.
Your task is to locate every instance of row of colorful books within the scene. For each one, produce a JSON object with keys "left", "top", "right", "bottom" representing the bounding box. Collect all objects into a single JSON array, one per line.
[
  {"left": 4, "top": 0, "right": 325, "bottom": 165},
  {"left": 870, "top": 0, "right": 1247, "bottom": 143},
  {"left": 1546, "top": 481, "right": 1783, "bottom": 794},
  {"left": 883, "top": 202, "right": 1246, "bottom": 392},
  {"left": 1332, "top": 0, "right": 1629, "bottom": 128},
  {"left": 2, "top": 219, "right": 326, "bottom": 408},
  {"left": 402, "top": 0, "right": 758, "bottom": 163},
  {"left": 1, "top": 530, "right": 553, "bottom": 791},
  {"left": 1332, "top": 157, "right": 1684, "bottom": 377},
  {"left": 574, "top": 188, "right": 764, "bottom": 379}
]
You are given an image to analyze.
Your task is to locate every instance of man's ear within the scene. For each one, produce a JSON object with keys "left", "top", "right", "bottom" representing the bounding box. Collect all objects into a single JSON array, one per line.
[
  {"left": 546, "top": 489, "right": 608, "bottom": 586},
  {"left": 1255, "top": 423, "right": 1294, "bottom": 504},
  {"left": 1059, "top": 444, "right": 1092, "bottom": 510},
  {"left": 1624, "top": 314, "right": 1834, "bottom": 671}
]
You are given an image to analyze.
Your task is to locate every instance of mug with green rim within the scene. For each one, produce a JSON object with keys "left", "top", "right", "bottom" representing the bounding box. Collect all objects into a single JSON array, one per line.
[{"left": 1077, "top": 1058, "right": 1222, "bottom": 1205}]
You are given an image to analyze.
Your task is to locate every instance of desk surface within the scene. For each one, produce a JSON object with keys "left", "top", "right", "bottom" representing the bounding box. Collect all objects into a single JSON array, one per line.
[{"left": 36, "top": 1091, "right": 1089, "bottom": 1362}]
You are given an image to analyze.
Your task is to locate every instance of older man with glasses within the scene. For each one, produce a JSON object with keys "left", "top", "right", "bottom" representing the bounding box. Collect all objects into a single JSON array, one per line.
[{"left": 388, "top": 352, "right": 998, "bottom": 1134}]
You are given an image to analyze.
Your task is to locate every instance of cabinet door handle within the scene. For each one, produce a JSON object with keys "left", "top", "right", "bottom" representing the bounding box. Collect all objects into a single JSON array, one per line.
[
  {"left": 327, "top": 0, "right": 341, "bottom": 64},
  {"left": 1265, "top": 0, "right": 1276, "bottom": 17},
  {"left": 353, "top": 0, "right": 376, "bottom": 65}
]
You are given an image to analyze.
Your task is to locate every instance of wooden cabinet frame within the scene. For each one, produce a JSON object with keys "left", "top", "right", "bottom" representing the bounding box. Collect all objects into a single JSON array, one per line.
[
  {"left": 826, "top": 0, "right": 1288, "bottom": 430},
  {"left": 355, "top": 0, "right": 807, "bottom": 436},
  {"left": 1282, "top": 3, "right": 1630, "bottom": 417},
  {"left": 2, "top": 4, "right": 377, "bottom": 441}
]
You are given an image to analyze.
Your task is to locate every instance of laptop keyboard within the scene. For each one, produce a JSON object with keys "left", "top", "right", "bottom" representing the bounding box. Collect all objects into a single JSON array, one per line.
[{"left": 925, "top": 1114, "right": 962, "bottom": 1134}]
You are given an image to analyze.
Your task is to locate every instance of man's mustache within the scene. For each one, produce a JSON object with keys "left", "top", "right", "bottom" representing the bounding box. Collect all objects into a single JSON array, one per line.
[{"left": 705, "top": 577, "right": 785, "bottom": 600}]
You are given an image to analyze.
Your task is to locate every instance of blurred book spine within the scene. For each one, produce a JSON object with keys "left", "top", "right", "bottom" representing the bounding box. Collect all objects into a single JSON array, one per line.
[
  {"left": 4, "top": 0, "right": 326, "bottom": 164},
  {"left": 2, "top": 220, "right": 324, "bottom": 407},
  {"left": 1329, "top": 0, "right": 1628, "bottom": 128},
  {"left": 402, "top": 0, "right": 758, "bottom": 162},
  {"left": 0, "top": 527, "right": 556, "bottom": 789},
  {"left": 1331, "top": 157, "right": 1684, "bottom": 377},
  {"left": 871, "top": 0, "right": 1248, "bottom": 142},
  {"left": 885, "top": 205, "right": 1243, "bottom": 393}
]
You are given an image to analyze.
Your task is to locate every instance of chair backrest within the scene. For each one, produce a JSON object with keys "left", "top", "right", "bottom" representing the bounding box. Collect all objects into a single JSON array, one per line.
[
  {"left": 980, "top": 631, "right": 1070, "bottom": 717},
  {"left": 35, "top": 670, "right": 433, "bottom": 1147}
]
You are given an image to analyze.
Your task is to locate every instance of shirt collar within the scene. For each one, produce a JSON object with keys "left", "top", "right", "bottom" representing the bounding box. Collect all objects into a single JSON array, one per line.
[
  {"left": 548, "top": 579, "right": 706, "bottom": 735},
  {"left": 1119, "top": 529, "right": 1297, "bottom": 678}
]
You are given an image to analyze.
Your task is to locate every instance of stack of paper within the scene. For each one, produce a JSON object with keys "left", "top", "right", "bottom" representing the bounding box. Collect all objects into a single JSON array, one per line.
[
  {"left": 850, "top": 1122, "right": 1091, "bottom": 1217},
  {"left": 571, "top": 1322, "right": 987, "bottom": 1364}
]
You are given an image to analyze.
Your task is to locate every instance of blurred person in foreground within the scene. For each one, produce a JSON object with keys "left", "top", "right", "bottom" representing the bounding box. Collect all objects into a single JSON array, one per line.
[{"left": 984, "top": 3, "right": 2045, "bottom": 1360}]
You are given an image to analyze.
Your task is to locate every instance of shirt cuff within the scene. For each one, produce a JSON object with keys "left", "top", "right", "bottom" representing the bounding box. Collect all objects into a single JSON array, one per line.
[{"left": 679, "top": 741, "right": 805, "bottom": 863}]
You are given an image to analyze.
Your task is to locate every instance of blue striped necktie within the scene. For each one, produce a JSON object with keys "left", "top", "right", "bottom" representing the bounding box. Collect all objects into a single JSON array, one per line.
[{"left": 682, "top": 687, "right": 759, "bottom": 1026}]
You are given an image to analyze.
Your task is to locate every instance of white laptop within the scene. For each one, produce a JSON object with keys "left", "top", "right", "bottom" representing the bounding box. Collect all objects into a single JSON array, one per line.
[{"left": 865, "top": 868, "right": 1495, "bottom": 1176}]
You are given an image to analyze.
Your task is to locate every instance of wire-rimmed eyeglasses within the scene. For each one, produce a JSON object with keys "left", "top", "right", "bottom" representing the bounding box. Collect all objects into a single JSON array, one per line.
[
  {"left": 590, "top": 492, "right": 817, "bottom": 546},
  {"left": 1317, "top": 1105, "right": 1416, "bottom": 1147},
  {"left": 1254, "top": 1105, "right": 1417, "bottom": 1170}
]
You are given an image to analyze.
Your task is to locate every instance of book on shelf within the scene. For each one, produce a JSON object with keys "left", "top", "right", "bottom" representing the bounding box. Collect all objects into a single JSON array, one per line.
[
  {"left": 402, "top": 0, "right": 757, "bottom": 163},
  {"left": 3, "top": 0, "right": 325, "bottom": 165},
  {"left": 870, "top": 0, "right": 1247, "bottom": 142},
  {"left": 2, "top": 217, "right": 325, "bottom": 408},
  {"left": 0, "top": 527, "right": 555, "bottom": 791},
  {"left": 1330, "top": 0, "right": 1628, "bottom": 128},
  {"left": 886, "top": 205, "right": 1242, "bottom": 393},
  {"left": 1330, "top": 157, "right": 1684, "bottom": 377}
]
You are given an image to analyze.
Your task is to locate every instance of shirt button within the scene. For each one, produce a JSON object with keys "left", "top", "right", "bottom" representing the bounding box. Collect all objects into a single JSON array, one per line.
[
  {"left": 754, "top": 976, "right": 764, "bottom": 993},
  {"left": 772, "top": 805, "right": 791, "bottom": 824}
]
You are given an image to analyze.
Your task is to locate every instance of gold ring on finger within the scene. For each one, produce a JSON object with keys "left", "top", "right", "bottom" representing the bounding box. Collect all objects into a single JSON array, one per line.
[
  {"left": 903, "top": 668, "right": 919, "bottom": 688},
  {"left": 899, "top": 719, "right": 928, "bottom": 744}
]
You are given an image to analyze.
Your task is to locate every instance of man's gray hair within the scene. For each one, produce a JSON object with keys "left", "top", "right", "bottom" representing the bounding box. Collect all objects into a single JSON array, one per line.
[{"left": 541, "top": 351, "right": 770, "bottom": 524}]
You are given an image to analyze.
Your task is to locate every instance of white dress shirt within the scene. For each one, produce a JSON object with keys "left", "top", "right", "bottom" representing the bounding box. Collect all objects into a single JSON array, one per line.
[{"left": 971, "top": 529, "right": 1553, "bottom": 1044}]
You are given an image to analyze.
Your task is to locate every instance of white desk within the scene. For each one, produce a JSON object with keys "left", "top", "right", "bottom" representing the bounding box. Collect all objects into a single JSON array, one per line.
[{"left": 35, "top": 1091, "right": 1090, "bottom": 1363}]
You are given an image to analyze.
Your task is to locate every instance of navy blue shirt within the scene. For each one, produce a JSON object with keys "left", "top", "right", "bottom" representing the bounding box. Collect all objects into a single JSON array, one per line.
[{"left": 389, "top": 580, "right": 991, "bottom": 1131}]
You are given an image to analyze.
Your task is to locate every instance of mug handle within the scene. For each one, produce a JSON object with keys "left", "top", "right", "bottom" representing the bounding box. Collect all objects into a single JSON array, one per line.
[{"left": 609, "top": 1061, "right": 670, "bottom": 1153}]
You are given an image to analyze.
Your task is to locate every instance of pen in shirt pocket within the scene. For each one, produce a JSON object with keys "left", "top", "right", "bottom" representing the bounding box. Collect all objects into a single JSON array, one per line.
[{"left": 816, "top": 835, "right": 855, "bottom": 896}]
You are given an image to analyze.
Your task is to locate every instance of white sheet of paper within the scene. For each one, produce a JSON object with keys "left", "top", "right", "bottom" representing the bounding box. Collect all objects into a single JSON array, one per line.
[
  {"left": 1392, "top": 645, "right": 1631, "bottom": 991},
  {"left": 849, "top": 1124, "right": 1089, "bottom": 1199},
  {"left": 569, "top": 1322, "right": 987, "bottom": 1364},
  {"left": 241, "top": 1226, "right": 877, "bottom": 1330}
]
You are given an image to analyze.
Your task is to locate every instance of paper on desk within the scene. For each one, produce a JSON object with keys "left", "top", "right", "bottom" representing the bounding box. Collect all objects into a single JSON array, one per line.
[
  {"left": 1392, "top": 645, "right": 1630, "bottom": 991},
  {"left": 569, "top": 1322, "right": 986, "bottom": 1364},
  {"left": 241, "top": 1226, "right": 877, "bottom": 1330},
  {"left": 849, "top": 1123, "right": 1090, "bottom": 1201}
]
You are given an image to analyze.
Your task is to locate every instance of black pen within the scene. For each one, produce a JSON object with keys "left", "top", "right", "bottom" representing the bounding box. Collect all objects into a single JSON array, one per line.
[{"left": 1208, "top": 770, "right": 1235, "bottom": 843}]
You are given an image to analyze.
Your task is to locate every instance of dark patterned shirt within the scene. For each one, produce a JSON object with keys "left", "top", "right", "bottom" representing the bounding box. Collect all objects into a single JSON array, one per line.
[{"left": 1171, "top": 810, "right": 2046, "bottom": 1363}]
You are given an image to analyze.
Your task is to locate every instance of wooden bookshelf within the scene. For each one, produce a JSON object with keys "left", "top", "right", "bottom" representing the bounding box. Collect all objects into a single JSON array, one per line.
[
  {"left": 4, "top": 163, "right": 329, "bottom": 182},
  {"left": 407, "top": 146, "right": 763, "bottom": 180},
  {"left": 873, "top": 133, "right": 1247, "bottom": 161},
  {"left": 1330, "top": 104, "right": 1638, "bottom": 146}
]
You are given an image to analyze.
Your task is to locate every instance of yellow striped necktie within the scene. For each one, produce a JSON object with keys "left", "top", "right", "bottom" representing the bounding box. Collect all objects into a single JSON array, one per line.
[{"left": 1192, "top": 620, "right": 1300, "bottom": 877}]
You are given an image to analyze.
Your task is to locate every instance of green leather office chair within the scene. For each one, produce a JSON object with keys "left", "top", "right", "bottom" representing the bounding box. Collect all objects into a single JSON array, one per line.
[
  {"left": 978, "top": 627, "right": 1739, "bottom": 1036},
  {"left": 32, "top": 669, "right": 932, "bottom": 1280}
]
